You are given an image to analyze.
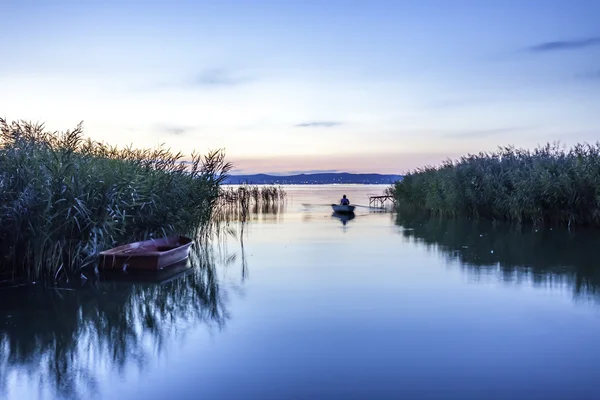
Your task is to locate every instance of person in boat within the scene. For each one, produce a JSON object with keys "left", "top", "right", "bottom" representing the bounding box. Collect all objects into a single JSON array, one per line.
[{"left": 340, "top": 194, "right": 350, "bottom": 205}]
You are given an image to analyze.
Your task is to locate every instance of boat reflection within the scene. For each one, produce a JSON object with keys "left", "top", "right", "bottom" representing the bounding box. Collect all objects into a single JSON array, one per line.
[{"left": 331, "top": 211, "right": 355, "bottom": 225}]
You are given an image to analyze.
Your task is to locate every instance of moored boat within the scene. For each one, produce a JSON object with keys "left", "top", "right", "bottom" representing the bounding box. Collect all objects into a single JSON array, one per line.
[
  {"left": 331, "top": 204, "right": 356, "bottom": 214},
  {"left": 98, "top": 235, "right": 194, "bottom": 271}
]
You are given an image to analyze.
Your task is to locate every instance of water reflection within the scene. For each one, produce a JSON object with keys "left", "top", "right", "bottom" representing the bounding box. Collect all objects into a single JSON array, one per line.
[
  {"left": 331, "top": 212, "right": 355, "bottom": 226},
  {"left": 395, "top": 212, "right": 600, "bottom": 300},
  {"left": 212, "top": 202, "right": 278, "bottom": 282},
  {"left": 221, "top": 202, "right": 284, "bottom": 220},
  {"left": 0, "top": 244, "right": 228, "bottom": 400}
]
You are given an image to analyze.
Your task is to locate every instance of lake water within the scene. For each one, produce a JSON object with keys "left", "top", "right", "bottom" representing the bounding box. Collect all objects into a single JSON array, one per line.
[{"left": 2, "top": 185, "right": 600, "bottom": 400}]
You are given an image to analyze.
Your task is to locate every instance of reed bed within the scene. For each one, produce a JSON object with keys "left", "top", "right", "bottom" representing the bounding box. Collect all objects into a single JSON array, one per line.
[
  {"left": 217, "top": 184, "right": 286, "bottom": 222},
  {"left": 0, "top": 118, "right": 231, "bottom": 283},
  {"left": 393, "top": 143, "right": 600, "bottom": 226}
]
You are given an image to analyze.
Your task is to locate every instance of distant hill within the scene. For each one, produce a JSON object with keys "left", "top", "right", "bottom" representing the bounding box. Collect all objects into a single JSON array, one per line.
[{"left": 223, "top": 173, "right": 403, "bottom": 185}]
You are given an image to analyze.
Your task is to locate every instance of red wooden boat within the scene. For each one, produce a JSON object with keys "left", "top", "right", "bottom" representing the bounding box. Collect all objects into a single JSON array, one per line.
[{"left": 98, "top": 235, "right": 194, "bottom": 271}]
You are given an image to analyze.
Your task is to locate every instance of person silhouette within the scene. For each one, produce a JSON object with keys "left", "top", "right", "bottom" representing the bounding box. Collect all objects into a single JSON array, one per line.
[{"left": 340, "top": 194, "right": 350, "bottom": 205}]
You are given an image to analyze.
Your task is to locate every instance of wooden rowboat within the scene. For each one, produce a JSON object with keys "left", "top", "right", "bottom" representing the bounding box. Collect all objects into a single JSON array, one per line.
[
  {"left": 331, "top": 204, "right": 355, "bottom": 214},
  {"left": 98, "top": 235, "right": 194, "bottom": 271},
  {"left": 100, "top": 259, "right": 193, "bottom": 283}
]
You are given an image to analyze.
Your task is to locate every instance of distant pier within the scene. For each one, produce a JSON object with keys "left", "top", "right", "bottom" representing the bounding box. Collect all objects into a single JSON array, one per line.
[{"left": 368, "top": 195, "right": 396, "bottom": 208}]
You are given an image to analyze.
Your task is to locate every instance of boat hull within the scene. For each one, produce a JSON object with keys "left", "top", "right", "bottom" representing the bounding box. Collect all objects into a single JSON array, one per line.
[
  {"left": 100, "top": 259, "right": 193, "bottom": 283},
  {"left": 331, "top": 204, "right": 356, "bottom": 214},
  {"left": 98, "top": 235, "right": 194, "bottom": 271}
]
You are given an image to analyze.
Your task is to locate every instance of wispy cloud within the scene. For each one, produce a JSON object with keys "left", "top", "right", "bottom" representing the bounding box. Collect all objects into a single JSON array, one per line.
[
  {"left": 426, "top": 97, "right": 505, "bottom": 110},
  {"left": 445, "top": 126, "right": 535, "bottom": 139},
  {"left": 294, "top": 121, "right": 342, "bottom": 128},
  {"left": 154, "top": 123, "right": 194, "bottom": 136},
  {"left": 578, "top": 70, "right": 600, "bottom": 80},
  {"left": 428, "top": 99, "right": 481, "bottom": 109},
  {"left": 526, "top": 37, "right": 600, "bottom": 53},
  {"left": 193, "top": 68, "right": 250, "bottom": 87},
  {"left": 143, "top": 68, "right": 252, "bottom": 92}
]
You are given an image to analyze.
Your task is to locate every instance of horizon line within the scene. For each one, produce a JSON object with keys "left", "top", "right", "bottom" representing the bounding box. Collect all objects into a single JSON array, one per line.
[{"left": 228, "top": 171, "right": 404, "bottom": 176}]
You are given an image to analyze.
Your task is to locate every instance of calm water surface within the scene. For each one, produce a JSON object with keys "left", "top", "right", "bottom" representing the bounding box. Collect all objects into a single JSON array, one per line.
[{"left": 2, "top": 185, "right": 600, "bottom": 400}]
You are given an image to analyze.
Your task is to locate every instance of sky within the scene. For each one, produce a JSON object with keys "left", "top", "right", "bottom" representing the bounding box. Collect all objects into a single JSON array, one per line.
[{"left": 0, "top": 0, "right": 599, "bottom": 174}]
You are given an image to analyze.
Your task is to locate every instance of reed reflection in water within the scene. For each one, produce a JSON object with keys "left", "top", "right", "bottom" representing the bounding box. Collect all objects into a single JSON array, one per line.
[
  {"left": 395, "top": 212, "right": 600, "bottom": 301},
  {"left": 0, "top": 195, "right": 277, "bottom": 399},
  {"left": 0, "top": 243, "right": 229, "bottom": 400}
]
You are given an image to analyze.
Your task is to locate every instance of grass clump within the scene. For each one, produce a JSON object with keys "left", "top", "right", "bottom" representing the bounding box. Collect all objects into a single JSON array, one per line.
[
  {"left": 392, "top": 143, "right": 600, "bottom": 226},
  {"left": 0, "top": 118, "right": 231, "bottom": 283}
]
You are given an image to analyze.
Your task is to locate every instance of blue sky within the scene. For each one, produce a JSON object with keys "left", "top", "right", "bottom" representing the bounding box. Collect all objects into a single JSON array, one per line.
[{"left": 1, "top": 0, "right": 599, "bottom": 173}]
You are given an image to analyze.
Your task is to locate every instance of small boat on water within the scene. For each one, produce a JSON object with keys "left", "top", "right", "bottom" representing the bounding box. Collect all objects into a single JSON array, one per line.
[
  {"left": 98, "top": 235, "right": 194, "bottom": 271},
  {"left": 331, "top": 204, "right": 356, "bottom": 214},
  {"left": 100, "top": 259, "right": 193, "bottom": 282}
]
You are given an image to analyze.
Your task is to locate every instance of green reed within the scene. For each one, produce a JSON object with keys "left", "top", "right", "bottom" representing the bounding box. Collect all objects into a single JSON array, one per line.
[
  {"left": 0, "top": 118, "right": 232, "bottom": 283},
  {"left": 392, "top": 143, "right": 600, "bottom": 226}
]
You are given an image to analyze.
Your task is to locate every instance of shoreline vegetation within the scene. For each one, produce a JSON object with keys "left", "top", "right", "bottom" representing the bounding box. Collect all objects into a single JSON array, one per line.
[
  {"left": 391, "top": 143, "right": 600, "bottom": 227},
  {"left": 0, "top": 118, "right": 232, "bottom": 284}
]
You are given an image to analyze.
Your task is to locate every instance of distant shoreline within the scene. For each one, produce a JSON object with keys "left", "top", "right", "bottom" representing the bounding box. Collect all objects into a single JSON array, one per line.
[
  {"left": 221, "top": 183, "right": 393, "bottom": 185},
  {"left": 221, "top": 182, "right": 393, "bottom": 186},
  {"left": 223, "top": 173, "right": 403, "bottom": 185}
]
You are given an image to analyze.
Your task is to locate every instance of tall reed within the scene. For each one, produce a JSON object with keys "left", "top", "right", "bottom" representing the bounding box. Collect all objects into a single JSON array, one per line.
[
  {"left": 217, "top": 183, "right": 286, "bottom": 222},
  {"left": 393, "top": 143, "right": 600, "bottom": 226},
  {"left": 0, "top": 118, "right": 231, "bottom": 283}
]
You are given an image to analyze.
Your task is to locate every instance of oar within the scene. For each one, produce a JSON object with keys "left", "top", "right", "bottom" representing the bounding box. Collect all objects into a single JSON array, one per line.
[
  {"left": 353, "top": 204, "right": 387, "bottom": 210},
  {"left": 302, "top": 203, "right": 387, "bottom": 210}
]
